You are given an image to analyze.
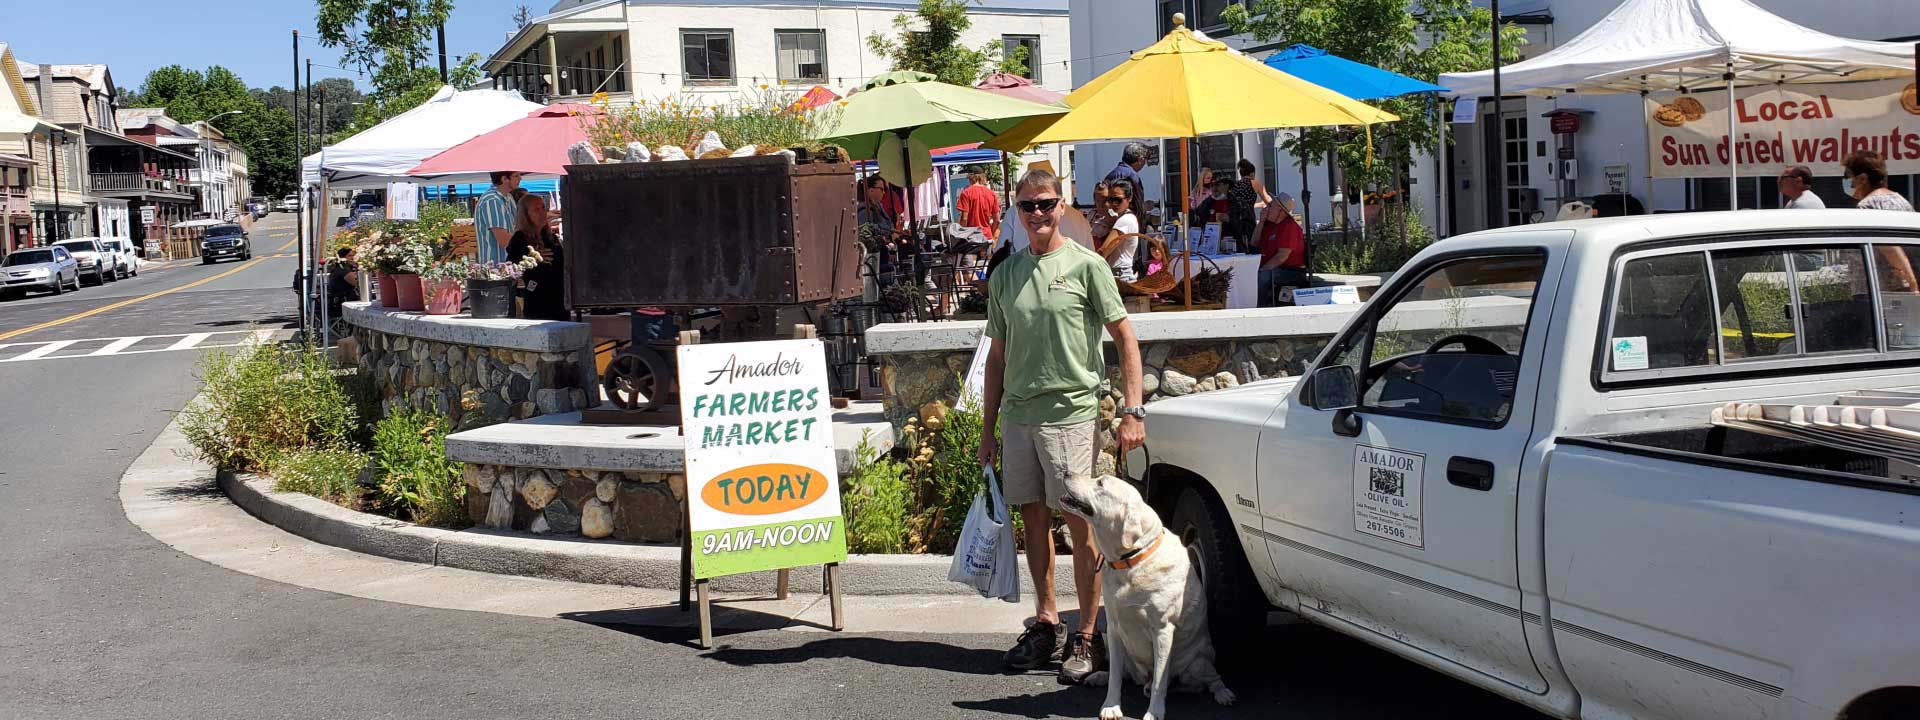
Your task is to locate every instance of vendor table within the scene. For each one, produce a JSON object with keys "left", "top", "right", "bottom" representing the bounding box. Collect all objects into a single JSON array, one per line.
[{"left": 1172, "top": 252, "right": 1263, "bottom": 309}]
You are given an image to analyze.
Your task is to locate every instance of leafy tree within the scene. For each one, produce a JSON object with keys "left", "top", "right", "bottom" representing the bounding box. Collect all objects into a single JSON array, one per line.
[
  {"left": 127, "top": 65, "right": 301, "bottom": 198},
  {"left": 866, "top": 0, "right": 1028, "bottom": 87},
  {"left": 316, "top": 0, "right": 476, "bottom": 129},
  {"left": 252, "top": 78, "right": 365, "bottom": 140},
  {"left": 1221, "top": 0, "right": 1526, "bottom": 189}
]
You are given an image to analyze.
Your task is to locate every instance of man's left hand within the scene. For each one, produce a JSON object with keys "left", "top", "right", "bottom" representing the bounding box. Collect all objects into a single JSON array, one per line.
[{"left": 1117, "top": 415, "right": 1146, "bottom": 453}]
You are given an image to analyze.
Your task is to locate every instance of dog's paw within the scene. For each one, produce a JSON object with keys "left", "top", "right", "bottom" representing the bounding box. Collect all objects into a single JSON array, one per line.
[
  {"left": 1084, "top": 671, "right": 1110, "bottom": 688},
  {"left": 1099, "top": 704, "right": 1125, "bottom": 720},
  {"left": 1210, "top": 683, "right": 1237, "bottom": 707}
]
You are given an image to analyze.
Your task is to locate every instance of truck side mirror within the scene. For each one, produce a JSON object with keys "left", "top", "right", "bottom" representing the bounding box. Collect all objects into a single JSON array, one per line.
[{"left": 1310, "top": 365, "right": 1357, "bottom": 410}]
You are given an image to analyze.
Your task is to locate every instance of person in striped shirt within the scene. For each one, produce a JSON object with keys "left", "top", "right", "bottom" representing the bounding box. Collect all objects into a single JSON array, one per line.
[{"left": 474, "top": 171, "right": 521, "bottom": 263}]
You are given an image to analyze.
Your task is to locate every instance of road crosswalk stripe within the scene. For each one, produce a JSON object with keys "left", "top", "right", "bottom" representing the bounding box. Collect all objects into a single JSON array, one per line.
[
  {"left": 89, "top": 337, "right": 143, "bottom": 356},
  {"left": 9, "top": 340, "right": 77, "bottom": 361},
  {"left": 166, "top": 333, "right": 212, "bottom": 351}
]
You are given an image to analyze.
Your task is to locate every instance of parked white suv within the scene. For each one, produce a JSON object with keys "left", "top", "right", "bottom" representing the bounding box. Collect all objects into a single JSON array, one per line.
[{"left": 99, "top": 239, "right": 138, "bottom": 279}]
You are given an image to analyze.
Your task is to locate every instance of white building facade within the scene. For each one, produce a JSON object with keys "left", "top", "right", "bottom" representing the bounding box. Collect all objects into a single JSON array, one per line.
[
  {"left": 486, "top": 0, "right": 1071, "bottom": 107},
  {"left": 1070, "top": 0, "right": 1920, "bottom": 238}
]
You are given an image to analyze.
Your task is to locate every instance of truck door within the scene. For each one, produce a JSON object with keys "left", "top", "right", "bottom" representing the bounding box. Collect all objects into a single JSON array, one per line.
[{"left": 1258, "top": 244, "right": 1567, "bottom": 694}]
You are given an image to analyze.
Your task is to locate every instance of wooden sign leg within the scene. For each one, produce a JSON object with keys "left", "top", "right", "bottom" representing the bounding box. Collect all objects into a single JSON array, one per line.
[
  {"left": 680, "top": 531, "right": 693, "bottom": 611},
  {"left": 826, "top": 563, "right": 845, "bottom": 631},
  {"left": 695, "top": 578, "right": 714, "bottom": 649},
  {"left": 776, "top": 568, "right": 791, "bottom": 600}
]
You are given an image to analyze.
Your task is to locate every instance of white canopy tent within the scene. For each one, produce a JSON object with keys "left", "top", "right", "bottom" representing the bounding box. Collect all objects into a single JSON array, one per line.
[
  {"left": 301, "top": 86, "right": 542, "bottom": 189},
  {"left": 1440, "top": 0, "right": 1913, "bottom": 203}
]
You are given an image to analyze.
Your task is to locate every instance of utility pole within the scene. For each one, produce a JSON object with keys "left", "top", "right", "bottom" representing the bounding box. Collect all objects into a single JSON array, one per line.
[
  {"left": 438, "top": 23, "right": 451, "bottom": 84},
  {"left": 1489, "top": 0, "right": 1505, "bottom": 229},
  {"left": 294, "top": 30, "right": 308, "bottom": 337}
]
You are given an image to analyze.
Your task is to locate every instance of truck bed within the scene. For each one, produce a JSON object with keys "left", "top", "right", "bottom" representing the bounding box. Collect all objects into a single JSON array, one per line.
[{"left": 1559, "top": 426, "right": 1920, "bottom": 496}]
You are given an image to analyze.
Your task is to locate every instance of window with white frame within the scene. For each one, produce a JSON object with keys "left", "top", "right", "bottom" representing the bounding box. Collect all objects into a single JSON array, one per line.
[
  {"left": 681, "top": 30, "right": 735, "bottom": 85},
  {"left": 1002, "top": 35, "right": 1041, "bottom": 82},
  {"left": 776, "top": 30, "right": 827, "bottom": 84}
]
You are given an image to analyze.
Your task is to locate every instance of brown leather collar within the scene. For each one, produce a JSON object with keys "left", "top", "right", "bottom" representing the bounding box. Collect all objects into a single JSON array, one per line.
[{"left": 1107, "top": 530, "right": 1165, "bottom": 571}]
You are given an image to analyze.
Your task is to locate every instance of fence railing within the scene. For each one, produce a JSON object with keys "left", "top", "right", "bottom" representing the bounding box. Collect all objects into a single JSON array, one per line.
[{"left": 89, "top": 172, "right": 189, "bottom": 194}]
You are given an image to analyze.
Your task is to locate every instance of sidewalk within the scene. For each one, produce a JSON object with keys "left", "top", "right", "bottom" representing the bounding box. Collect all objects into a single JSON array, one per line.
[{"left": 120, "top": 408, "right": 1052, "bottom": 636}]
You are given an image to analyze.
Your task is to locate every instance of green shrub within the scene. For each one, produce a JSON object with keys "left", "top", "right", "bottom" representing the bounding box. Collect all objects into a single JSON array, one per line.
[
  {"left": 268, "top": 447, "right": 370, "bottom": 503},
  {"left": 1311, "top": 203, "right": 1435, "bottom": 275},
  {"left": 840, "top": 435, "right": 913, "bottom": 553},
  {"left": 180, "top": 341, "right": 359, "bottom": 472},
  {"left": 370, "top": 407, "right": 466, "bottom": 527}
]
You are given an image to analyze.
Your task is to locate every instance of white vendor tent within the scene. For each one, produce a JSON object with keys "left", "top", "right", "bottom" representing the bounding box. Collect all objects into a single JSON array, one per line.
[
  {"left": 1439, "top": 0, "right": 1912, "bottom": 97},
  {"left": 1439, "top": 0, "right": 1914, "bottom": 200},
  {"left": 301, "top": 85, "right": 541, "bottom": 188}
]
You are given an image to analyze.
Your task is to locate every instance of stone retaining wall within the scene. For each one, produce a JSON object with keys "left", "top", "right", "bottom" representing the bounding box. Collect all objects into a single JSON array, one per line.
[
  {"left": 464, "top": 464, "right": 685, "bottom": 543},
  {"left": 342, "top": 303, "right": 596, "bottom": 430}
]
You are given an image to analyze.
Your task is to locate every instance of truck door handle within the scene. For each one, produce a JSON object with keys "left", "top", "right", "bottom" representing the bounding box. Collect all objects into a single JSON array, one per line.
[{"left": 1447, "top": 457, "right": 1495, "bottom": 491}]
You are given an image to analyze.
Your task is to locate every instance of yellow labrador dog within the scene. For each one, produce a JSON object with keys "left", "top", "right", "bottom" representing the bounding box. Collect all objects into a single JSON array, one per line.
[{"left": 1059, "top": 475, "right": 1235, "bottom": 720}]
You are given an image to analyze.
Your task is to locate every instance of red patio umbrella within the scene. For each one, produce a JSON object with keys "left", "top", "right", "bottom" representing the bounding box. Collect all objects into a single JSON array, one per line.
[
  {"left": 409, "top": 103, "right": 602, "bottom": 179},
  {"left": 972, "top": 74, "right": 1067, "bottom": 211},
  {"left": 794, "top": 85, "right": 840, "bottom": 111}
]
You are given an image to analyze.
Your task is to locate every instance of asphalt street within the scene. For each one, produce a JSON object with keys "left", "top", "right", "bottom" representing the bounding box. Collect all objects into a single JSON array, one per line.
[{"left": 0, "top": 212, "right": 1549, "bottom": 719}]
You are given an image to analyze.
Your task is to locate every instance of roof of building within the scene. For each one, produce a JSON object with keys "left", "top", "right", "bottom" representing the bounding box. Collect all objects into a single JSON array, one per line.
[
  {"left": 15, "top": 61, "right": 112, "bottom": 93},
  {"left": 116, "top": 108, "right": 196, "bottom": 137}
]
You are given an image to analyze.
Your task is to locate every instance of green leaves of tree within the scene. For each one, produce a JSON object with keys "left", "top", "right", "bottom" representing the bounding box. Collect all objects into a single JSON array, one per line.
[
  {"left": 865, "top": 0, "right": 1026, "bottom": 87},
  {"left": 1221, "top": 0, "right": 1527, "bottom": 187},
  {"left": 126, "top": 65, "right": 300, "bottom": 198},
  {"left": 315, "top": 0, "right": 473, "bottom": 133}
]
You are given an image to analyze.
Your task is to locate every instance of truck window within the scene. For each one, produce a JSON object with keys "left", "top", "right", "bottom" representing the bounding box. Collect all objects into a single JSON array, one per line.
[
  {"left": 1712, "top": 247, "right": 1875, "bottom": 360},
  {"left": 1874, "top": 245, "right": 1920, "bottom": 350},
  {"left": 1354, "top": 254, "right": 1545, "bottom": 425},
  {"left": 1608, "top": 252, "right": 1715, "bottom": 370}
]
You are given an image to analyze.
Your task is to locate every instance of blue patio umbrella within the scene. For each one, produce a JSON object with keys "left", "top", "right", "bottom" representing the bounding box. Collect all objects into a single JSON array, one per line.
[
  {"left": 1262, "top": 45, "right": 1444, "bottom": 282},
  {"left": 1261, "top": 44, "right": 1446, "bottom": 100}
]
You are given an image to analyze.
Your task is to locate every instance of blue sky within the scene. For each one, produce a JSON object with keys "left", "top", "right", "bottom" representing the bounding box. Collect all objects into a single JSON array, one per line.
[{"left": 6, "top": 0, "right": 530, "bottom": 93}]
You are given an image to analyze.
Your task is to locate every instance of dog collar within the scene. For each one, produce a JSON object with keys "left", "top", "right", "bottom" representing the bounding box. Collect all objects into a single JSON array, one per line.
[{"left": 1107, "top": 529, "right": 1165, "bottom": 571}]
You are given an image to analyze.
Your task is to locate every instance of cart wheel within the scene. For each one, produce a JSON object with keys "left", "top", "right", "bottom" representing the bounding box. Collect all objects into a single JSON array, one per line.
[{"left": 603, "top": 346, "right": 672, "bottom": 411}]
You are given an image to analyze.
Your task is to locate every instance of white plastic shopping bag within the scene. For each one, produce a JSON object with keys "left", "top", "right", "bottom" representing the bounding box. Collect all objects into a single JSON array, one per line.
[{"left": 948, "top": 465, "right": 1020, "bottom": 602}]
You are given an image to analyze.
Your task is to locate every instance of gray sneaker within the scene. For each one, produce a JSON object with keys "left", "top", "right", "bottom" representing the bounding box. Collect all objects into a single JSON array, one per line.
[
  {"left": 1059, "top": 632, "right": 1106, "bottom": 684},
  {"left": 1004, "top": 619, "right": 1065, "bottom": 670}
]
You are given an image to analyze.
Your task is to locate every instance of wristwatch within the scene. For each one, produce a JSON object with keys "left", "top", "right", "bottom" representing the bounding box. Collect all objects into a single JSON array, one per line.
[{"left": 1120, "top": 405, "right": 1147, "bottom": 420}]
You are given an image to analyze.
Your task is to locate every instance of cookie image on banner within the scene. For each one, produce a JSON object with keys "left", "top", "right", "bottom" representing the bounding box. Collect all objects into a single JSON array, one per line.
[
  {"left": 1901, "top": 84, "right": 1920, "bottom": 116},
  {"left": 1653, "top": 104, "right": 1688, "bottom": 128}
]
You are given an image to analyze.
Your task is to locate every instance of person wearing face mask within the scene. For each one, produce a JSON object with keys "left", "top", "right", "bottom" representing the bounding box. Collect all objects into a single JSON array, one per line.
[
  {"left": 1845, "top": 150, "right": 1913, "bottom": 211},
  {"left": 1190, "top": 177, "right": 1232, "bottom": 227}
]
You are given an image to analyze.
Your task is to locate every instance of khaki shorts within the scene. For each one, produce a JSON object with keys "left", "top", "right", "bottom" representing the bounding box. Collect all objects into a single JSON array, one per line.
[{"left": 1000, "top": 420, "right": 1097, "bottom": 509}]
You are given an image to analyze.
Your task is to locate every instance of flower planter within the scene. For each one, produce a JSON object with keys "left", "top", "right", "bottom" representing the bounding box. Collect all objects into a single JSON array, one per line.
[
  {"left": 467, "top": 278, "right": 515, "bottom": 319},
  {"left": 392, "top": 273, "right": 426, "bottom": 311},
  {"left": 424, "top": 279, "right": 464, "bottom": 315},
  {"left": 377, "top": 272, "right": 399, "bottom": 308}
]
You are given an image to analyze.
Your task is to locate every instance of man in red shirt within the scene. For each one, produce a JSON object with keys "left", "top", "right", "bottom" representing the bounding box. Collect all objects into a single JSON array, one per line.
[
  {"left": 1256, "top": 192, "right": 1308, "bottom": 305},
  {"left": 955, "top": 166, "right": 1001, "bottom": 241}
]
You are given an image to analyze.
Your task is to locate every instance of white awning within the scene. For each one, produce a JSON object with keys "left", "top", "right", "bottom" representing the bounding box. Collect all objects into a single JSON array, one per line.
[
  {"left": 1439, "top": 0, "right": 1914, "bottom": 97},
  {"left": 302, "top": 86, "right": 541, "bottom": 189}
]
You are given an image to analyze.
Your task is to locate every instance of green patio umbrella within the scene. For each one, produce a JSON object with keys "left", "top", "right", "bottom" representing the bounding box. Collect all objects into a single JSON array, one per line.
[{"left": 815, "top": 71, "right": 1067, "bottom": 160}]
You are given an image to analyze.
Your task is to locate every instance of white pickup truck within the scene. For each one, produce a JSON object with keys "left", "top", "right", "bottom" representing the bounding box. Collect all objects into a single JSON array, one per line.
[{"left": 1131, "top": 210, "right": 1920, "bottom": 720}]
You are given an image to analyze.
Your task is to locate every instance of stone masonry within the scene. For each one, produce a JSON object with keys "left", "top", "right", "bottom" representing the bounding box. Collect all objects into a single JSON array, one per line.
[
  {"left": 347, "top": 327, "right": 594, "bottom": 431},
  {"left": 463, "top": 464, "right": 685, "bottom": 543}
]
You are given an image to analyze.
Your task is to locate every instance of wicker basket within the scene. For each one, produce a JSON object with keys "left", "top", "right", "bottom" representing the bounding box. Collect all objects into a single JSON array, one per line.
[
  {"left": 449, "top": 220, "right": 478, "bottom": 258},
  {"left": 1109, "top": 233, "right": 1177, "bottom": 296}
]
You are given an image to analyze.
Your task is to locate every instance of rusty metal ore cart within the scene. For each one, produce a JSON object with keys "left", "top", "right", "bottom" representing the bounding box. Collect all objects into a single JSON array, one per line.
[{"left": 561, "top": 155, "right": 863, "bottom": 416}]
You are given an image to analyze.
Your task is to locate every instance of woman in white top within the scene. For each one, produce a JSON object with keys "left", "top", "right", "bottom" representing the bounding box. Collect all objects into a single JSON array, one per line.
[
  {"left": 1845, "top": 150, "right": 1915, "bottom": 212},
  {"left": 1100, "top": 180, "right": 1143, "bottom": 282}
]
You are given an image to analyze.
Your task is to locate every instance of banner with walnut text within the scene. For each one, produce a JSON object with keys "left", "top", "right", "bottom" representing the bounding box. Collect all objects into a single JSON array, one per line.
[{"left": 1645, "top": 79, "right": 1920, "bottom": 179}]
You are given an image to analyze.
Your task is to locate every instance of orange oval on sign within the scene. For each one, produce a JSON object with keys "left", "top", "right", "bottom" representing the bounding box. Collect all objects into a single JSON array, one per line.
[{"left": 700, "top": 464, "right": 825, "bottom": 515}]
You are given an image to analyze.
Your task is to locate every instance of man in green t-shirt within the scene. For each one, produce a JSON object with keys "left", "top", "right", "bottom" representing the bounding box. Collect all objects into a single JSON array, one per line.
[{"left": 979, "top": 168, "right": 1145, "bottom": 683}]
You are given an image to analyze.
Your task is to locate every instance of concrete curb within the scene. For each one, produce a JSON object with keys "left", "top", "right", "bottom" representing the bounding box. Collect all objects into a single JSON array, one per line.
[{"left": 221, "top": 472, "right": 1074, "bottom": 597}]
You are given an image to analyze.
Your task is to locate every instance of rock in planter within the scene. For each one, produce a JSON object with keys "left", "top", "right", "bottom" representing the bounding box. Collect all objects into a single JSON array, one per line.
[
  {"left": 581, "top": 498, "right": 614, "bottom": 538},
  {"left": 484, "top": 488, "right": 513, "bottom": 528},
  {"left": 519, "top": 469, "right": 558, "bottom": 510},
  {"left": 614, "top": 480, "right": 681, "bottom": 543},
  {"left": 544, "top": 498, "right": 582, "bottom": 535},
  {"left": 1162, "top": 368, "right": 1197, "bottom": 396},
  {"left": 595, "top": 478, "right": 617, "bottom": 503},
  {"left": 1214, "top": 371, "right": 1239, "bottom": 389},
  {"left": 1142, "top": 369, "right": 1160, "bottom": 397}
]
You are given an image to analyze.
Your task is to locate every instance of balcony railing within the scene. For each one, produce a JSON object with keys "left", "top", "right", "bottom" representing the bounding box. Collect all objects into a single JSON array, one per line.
[
  {"left": 3, "top": 192, "right": 27, "bottom": 216},
  {"left": 90, "top": 172, "right": 190, "bottom": 194}
]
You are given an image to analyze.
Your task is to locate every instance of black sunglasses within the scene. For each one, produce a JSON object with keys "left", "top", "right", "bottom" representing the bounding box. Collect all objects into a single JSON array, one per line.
[
  {"left": 1016, "top": 197, "right": 1062, "bottom": 213},
  {"left": 1104, "top": 196, "right": 1128, "bottom": 204}
]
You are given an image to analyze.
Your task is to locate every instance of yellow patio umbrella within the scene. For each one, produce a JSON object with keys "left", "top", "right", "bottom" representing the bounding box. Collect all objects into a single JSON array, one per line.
[{"left": 986, "top": 14, "right": 1398, "bottom": 309}]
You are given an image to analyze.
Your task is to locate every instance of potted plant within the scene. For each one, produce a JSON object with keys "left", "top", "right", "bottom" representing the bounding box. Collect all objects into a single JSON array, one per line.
[
  {"left": 351, "top": 223, "right": 406, "bottom": 308},
  {"left": 465, "top": 250, "right": 541, "bottom": 319},
  {"left": 419, "top": 258, "right": 469, "bottom": 315},
  {"left": 389, "top": 237, "right": 435, "bottom": 311}
]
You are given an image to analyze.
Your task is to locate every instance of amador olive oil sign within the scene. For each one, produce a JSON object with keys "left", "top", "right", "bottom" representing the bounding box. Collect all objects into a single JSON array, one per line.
[{"left": 678, "top": 340, "right": 847, "bottom": 579}]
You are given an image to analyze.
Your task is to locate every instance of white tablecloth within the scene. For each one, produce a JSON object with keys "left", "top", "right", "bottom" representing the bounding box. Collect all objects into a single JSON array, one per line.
[{"left": 1172, "top": 253, "right": 1262, "bottom": 309}]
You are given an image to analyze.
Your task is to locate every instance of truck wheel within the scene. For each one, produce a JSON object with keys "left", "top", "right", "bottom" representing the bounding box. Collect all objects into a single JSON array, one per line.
[{"left": 1169, "top": 485, "right": 1266, "bottom": 662}]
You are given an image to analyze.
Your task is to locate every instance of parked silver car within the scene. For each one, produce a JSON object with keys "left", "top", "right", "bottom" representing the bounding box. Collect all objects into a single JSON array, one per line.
[
  {"left": 99, "top": 238, "right": 138, "bottom": 278},
  {"left": 1, "top": 246, "right": 81, "bottom": 297},
  {"left": 53, "top": 238, "right": 114, "bottom": 285}
]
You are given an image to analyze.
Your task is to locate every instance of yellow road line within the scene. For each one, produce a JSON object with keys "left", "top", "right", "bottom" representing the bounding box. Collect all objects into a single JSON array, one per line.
[
  {"left": 0, "top": 258, "right": 265, "bottom": 343},
  {"left": 277, "top": 237, "right": 297, "bottom": 251}
]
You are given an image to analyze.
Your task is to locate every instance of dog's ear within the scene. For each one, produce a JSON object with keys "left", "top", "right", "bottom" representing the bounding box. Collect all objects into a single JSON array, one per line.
[{"left": 1115, "top": 480, "right": 1152, "bottom": 551}]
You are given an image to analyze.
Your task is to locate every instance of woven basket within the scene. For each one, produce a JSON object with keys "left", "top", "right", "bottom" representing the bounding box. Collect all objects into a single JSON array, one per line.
[{"left": 1109, "top": 233, "right": 1177, "bottom": 296}]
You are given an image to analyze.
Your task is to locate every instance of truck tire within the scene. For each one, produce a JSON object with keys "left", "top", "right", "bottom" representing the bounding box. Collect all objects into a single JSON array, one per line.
[
  {"left": 1840, "top": 687, "right": 1920, "bottom": 720},
  {"left": 1168, "top": 485, "right": 1266, "bottom": 662}
]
